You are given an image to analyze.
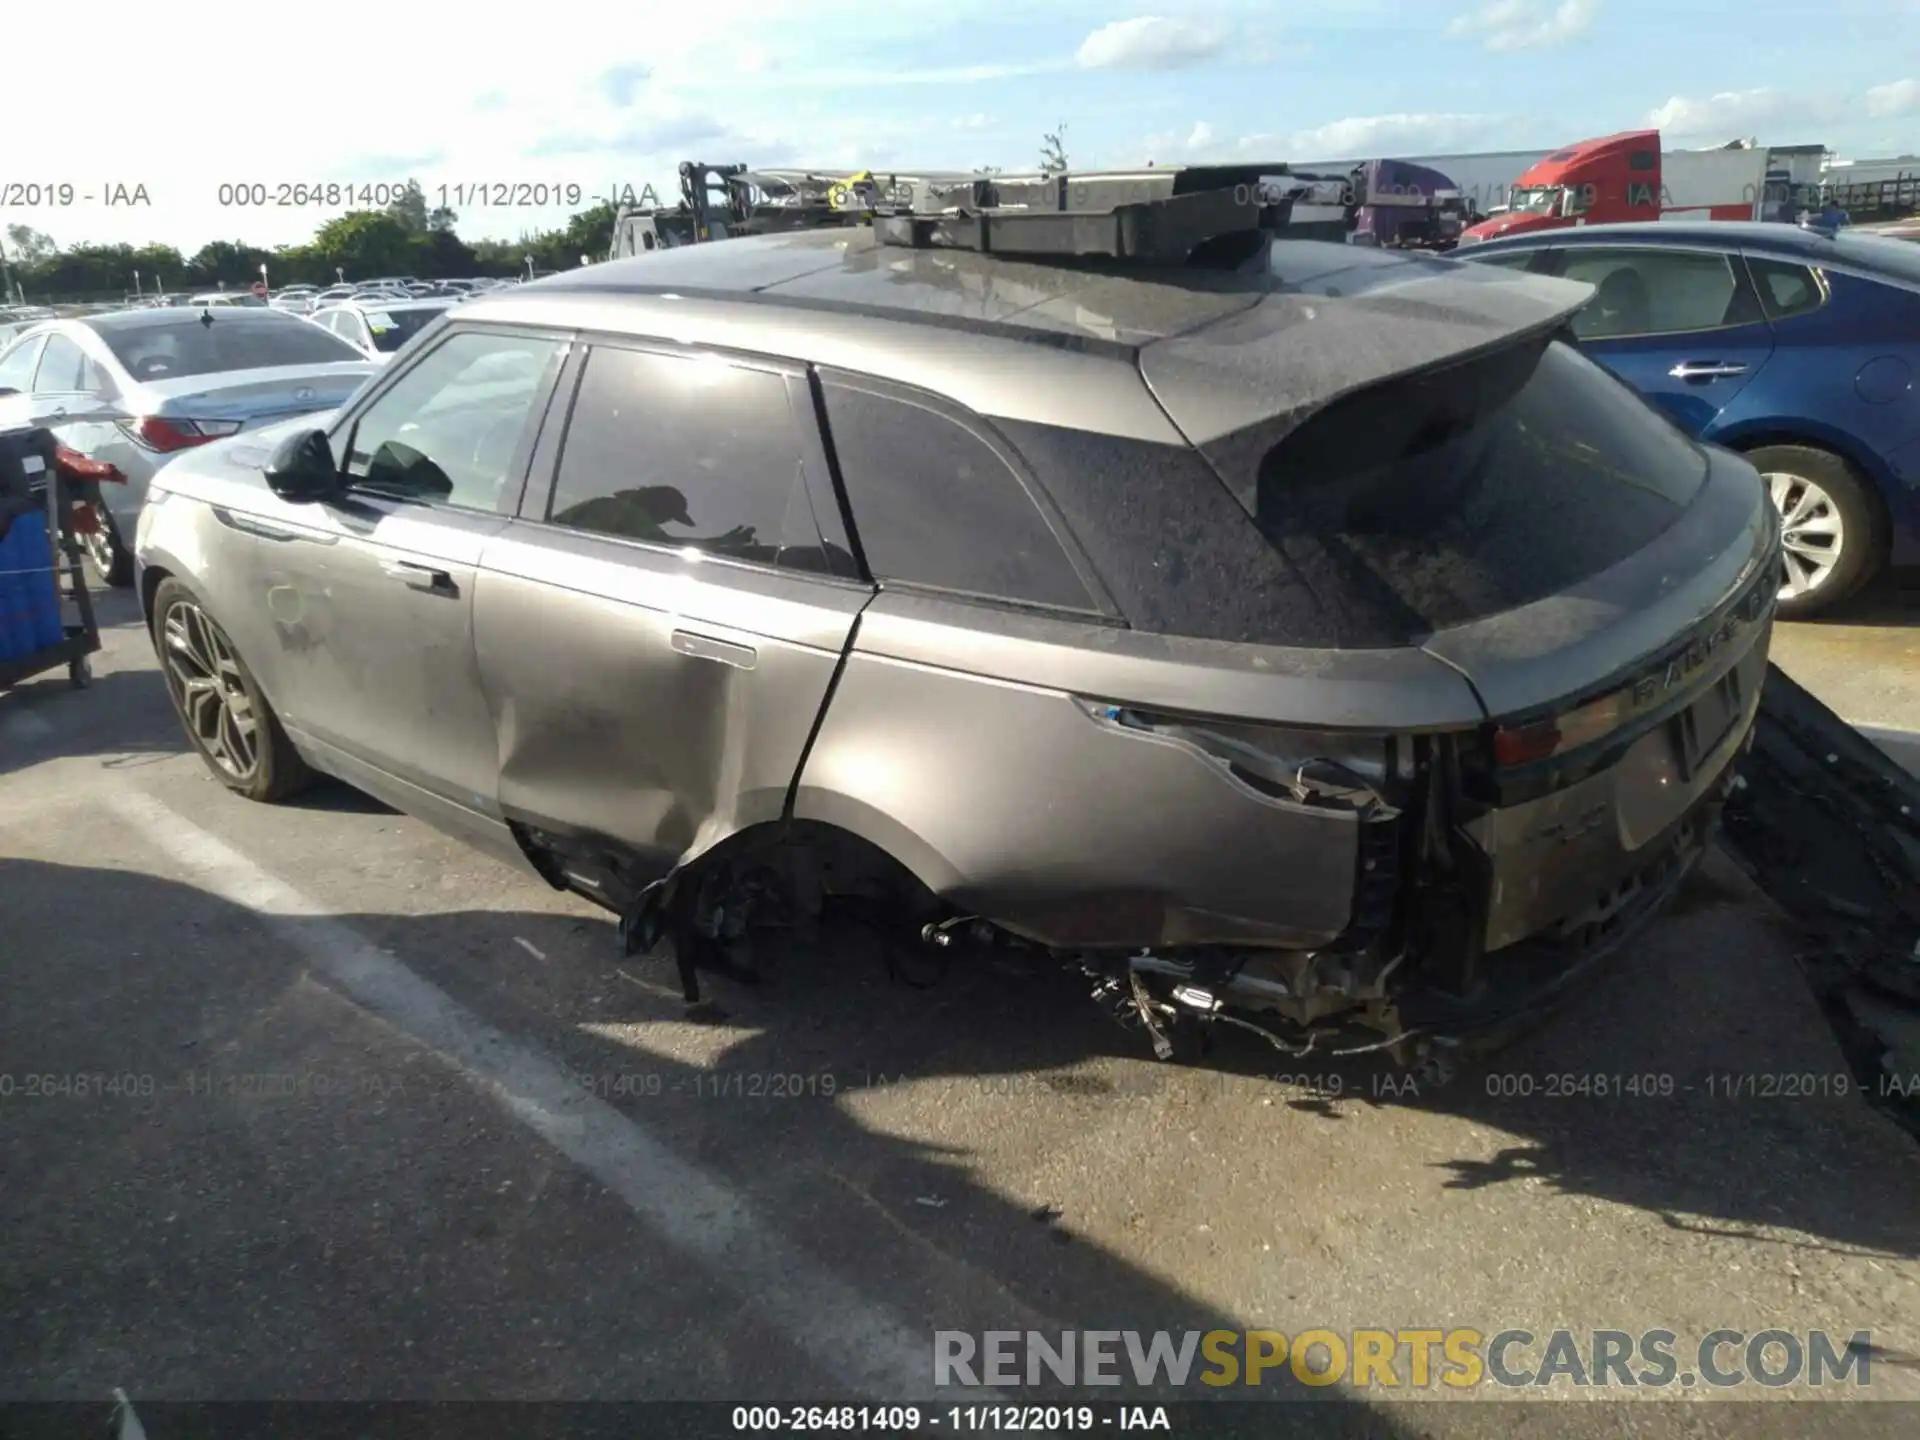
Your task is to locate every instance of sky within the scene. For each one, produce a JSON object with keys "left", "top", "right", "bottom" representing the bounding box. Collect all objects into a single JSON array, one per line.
[{"left": 5, "top": 0, "right": 1918, "bottom": 258}]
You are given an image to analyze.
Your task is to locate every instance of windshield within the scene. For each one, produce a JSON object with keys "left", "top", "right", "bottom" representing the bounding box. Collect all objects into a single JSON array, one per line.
[
  {"left": 363, "top": 306, "right": 448, "bottom": 353},
  {"left": 93, "top": 313, "right": 365, "bottom": 380},
  {"left": 1509, "top": 186, "right": 1563, "bottom": 215}
]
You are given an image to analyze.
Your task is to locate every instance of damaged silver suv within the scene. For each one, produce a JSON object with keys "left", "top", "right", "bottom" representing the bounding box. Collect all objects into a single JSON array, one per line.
[{"left": 135, "top": 167, "right": 1780, "bottom": 1066}]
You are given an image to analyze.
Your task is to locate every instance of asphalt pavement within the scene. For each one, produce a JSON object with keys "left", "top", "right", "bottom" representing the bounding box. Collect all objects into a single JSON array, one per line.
[{"left": 2, "top": 583, "right": 1917, "bottom": 1437}]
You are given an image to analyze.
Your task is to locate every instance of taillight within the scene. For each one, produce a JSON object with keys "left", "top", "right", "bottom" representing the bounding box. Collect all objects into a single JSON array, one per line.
[
  {"left": 1492, "top": 687, "right": 1639, "bottom": 768},
  {"left": 53, "top": 444, "right": 127, "bottom": 483},
  {"left": 116, "top": 416, "right": 243, "bottom": 452}
]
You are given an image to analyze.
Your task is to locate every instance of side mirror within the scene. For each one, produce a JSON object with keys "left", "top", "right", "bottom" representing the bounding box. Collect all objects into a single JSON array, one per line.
[{"left": 263, "top": 427, "right": 344, "bottom": 503}]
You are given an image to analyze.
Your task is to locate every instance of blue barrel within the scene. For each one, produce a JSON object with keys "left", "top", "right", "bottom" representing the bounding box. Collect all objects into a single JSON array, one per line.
[
  {"left": 0, "top": 519, "right": 37, "bottom": 661},
  {"left": 15, "top": 512, "right": 65, "bottom": 649}
]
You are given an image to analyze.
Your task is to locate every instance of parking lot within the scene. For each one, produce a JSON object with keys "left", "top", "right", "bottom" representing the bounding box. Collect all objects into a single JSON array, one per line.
[{"left": 3, "top": 581, "right": 1919, "bottom": 1432}]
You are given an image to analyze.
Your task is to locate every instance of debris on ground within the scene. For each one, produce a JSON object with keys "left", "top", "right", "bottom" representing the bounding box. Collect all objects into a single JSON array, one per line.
[{"left": 1719, "top": 664, "right": 1920, "bottom": 1141}]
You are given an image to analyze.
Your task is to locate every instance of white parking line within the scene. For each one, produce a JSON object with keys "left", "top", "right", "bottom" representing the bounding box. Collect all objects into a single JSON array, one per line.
[{"left": 105, "top": 789, "right": 949, "bottom": 1402}]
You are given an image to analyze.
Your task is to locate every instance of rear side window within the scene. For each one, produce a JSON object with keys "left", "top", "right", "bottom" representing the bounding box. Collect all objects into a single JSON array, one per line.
[
  {"left": 1557, "top": 248, "right": 1758, "bottom": 339},
  {"left": 1746, "top": 257, "right": 1826, "bottom": 320},
  {"left": 819, "top": 375, "right": 1097, "bottom": 611},
  {"left": 32, "top": 334, "right": 100, "bottom": 391},
  {"left": 1245, "top": 338, "right": 1707, "bottom": 639},
  {"left": 547, "top": 346, "right": 844, "bottom": 574},
  {"left": 0, "top": 335, "right": 46, "bottom": 392},
  {"left": 92, "top": 313, "right": 364, "bottom": 380}
]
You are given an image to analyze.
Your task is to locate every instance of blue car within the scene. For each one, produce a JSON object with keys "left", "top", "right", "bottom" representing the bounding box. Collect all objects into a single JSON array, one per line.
[{"left": 1460, "top": 221, "right": 1920, "bottom": 618}]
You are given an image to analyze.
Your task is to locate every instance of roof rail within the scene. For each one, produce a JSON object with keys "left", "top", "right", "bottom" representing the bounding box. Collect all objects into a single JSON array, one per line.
[{"left": 873, "top": 164, "right": 1353, "bottom": 261}]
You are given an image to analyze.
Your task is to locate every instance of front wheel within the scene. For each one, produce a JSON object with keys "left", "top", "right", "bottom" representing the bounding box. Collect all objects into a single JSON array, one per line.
[
  {"left": 151, "top": 577, "right": 313, "bottom": 802},
  {"left": 1747, "top": 444, "right": 1886, "bottom": 620}
]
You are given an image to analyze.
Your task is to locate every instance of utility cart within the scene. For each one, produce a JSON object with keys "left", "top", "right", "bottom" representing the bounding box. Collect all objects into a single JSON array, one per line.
[{"left": 0, "top": 422, "right": 103, "bottom": 691}]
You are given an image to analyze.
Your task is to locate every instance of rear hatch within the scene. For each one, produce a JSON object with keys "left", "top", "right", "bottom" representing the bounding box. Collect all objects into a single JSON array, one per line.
[{"left": 1141, "top": 249, "right": 1779, "bottom": 954}]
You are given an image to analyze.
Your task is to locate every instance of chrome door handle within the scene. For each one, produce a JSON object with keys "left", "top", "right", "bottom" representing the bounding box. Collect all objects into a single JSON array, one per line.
[
  {"left": 670, "top": 629, "right": 757, "bottom": 669},
  {"left": 380, "top": 559, "right": 456, "bottom": 595},
  {"left": 1668, "top": 362, "right": 1749, "bottom": 380}
]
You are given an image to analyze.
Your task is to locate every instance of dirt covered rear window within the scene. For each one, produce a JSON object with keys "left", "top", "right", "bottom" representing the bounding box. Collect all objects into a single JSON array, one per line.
[{"left": 1249, "top": 338, "right": 1708, "bottom": 639}]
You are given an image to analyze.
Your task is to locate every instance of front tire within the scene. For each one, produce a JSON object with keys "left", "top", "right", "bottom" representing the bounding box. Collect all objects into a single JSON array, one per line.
[
  {"left": 151, "top": 577, "right": 313, "bottom": 802},
  {"left": 1747, "top": 444, "right": 1886, "bottom": 620}
]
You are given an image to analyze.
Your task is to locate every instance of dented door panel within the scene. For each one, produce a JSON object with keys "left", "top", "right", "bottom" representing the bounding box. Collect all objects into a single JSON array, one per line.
[{"left": 475, "top": 522, "right": 869, "bottom": 881}]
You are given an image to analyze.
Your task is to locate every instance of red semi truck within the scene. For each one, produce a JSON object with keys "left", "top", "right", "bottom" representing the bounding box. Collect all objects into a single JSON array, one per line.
[{"left": 1458, "top": 129, "right": 1826, "bottom": 243}]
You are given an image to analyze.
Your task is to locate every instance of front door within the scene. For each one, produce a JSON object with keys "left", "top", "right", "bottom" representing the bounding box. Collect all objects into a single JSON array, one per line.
[
  {"left": 241, "top": 326, "right": 570, "bottom": 835},
  {"left": 1549, "top": 244, "right": 1777, "bottom": 437}
]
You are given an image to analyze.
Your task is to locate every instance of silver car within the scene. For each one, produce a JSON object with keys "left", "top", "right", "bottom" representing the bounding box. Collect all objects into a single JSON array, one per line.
[
  {"left": 308, "top": 298, "right": 456, "bottom": 364},
  {"left": 0, "top": 308, "right": 378, "bottom": 584},
  {"left": 133, "top": 172, "right": 1780, "bottom": 1063}
]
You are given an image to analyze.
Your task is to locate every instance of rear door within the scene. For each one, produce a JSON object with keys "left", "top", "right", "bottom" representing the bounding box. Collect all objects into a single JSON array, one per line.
[
  {"left": 479, "top": 336, "right": 871, "bottom": 890},
  {"left": 1544, "top": 243, "right": 1776, "bottom": 436}
]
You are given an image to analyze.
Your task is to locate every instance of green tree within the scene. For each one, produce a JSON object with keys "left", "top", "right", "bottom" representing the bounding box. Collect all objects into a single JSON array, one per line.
[
  {"left": 130, "top": 244, "right": 188, "bottom": 294},
  {"left": 384, "top": 179, "right": 430, "bottom": 233},
  {"left": 6, "top": 224, "right": 58, "bottom": 262},
  {"left": 418, "top": 227, "right": 478, "bottom": 278},
  {"left": 527, "top": 201, "right": 618, "bottom": 270},
  {"left": 426, "top": 204, "right": 458, "bottom": 233},
  {"left": 313, "top": 210, "right": 418, "bottom": 277},
  {"left": 189, "top": 240, "right": 273, "bottom": 288}
]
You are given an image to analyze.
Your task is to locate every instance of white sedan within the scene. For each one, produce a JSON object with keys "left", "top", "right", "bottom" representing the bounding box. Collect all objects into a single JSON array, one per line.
[{"left": 306, "top": 299, "right": 455, "bottom": 363}]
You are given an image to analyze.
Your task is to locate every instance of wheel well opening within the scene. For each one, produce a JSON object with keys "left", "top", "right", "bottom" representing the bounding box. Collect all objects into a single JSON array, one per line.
[{"left": 139, "top": 564, "right": 172, "bottom": 628}]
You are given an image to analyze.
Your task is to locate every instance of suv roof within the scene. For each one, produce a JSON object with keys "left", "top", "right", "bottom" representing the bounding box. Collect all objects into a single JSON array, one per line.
[{"left": 480, "top": 226, "right": 1591, "bottom": 446}]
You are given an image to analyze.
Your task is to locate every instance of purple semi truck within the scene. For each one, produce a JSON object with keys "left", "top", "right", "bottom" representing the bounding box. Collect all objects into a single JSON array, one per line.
[{"left": 1343, "top": 158, "right": 1474, "bottom": 250}]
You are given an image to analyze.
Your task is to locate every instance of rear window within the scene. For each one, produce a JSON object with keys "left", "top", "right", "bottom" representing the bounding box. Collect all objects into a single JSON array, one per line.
[
  {"left": 92, "top": 313, "right": 363, "bottom": 380},
  {"left": 363, "top": 306, "right": 447, "bottom": 352},
  {"left": 1243, "top": 338, "right": 1707, "bottom": 640}
]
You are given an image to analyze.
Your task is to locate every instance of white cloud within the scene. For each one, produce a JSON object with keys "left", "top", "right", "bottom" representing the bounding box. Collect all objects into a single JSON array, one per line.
[
  {"left": 952, "top": 113, "right": 997, "bottom": 130},
  {"left": 1076, "top": 16, "right": 1226, "bottom": 70},
  {"left": 1866, "top": 78, "right": 1920, "bottom": 118},
  {"left": 0, "top": 0, "right": 1030, "bottom": 252},
  {"left": 1447, "top": 0, "right": 1599, "bottom": 52},
  {"left": 1645, "top": 88, "right": 1829, "bottom": 142},
  {"left": 1235, "top": 112, "right": 1511, "bottom": 159},
  {"left": 1187, "top": 122, "right": 1216, "bottom": 149}
]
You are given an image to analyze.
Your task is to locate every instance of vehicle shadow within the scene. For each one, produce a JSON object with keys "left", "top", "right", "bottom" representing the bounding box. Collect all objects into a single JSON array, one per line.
[
  {"left": 0, "top": 858, "right": 1429, "bottom": 1430},
  {"left": 6, "top": 856, "right": 1918, "bottom": 1429},
  {"left": 0, "top": 665, "right": 187, "bottom": 779}
]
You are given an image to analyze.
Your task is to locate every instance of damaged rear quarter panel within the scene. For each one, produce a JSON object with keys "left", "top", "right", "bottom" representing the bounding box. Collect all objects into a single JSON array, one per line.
[{"left": 792, "top": 589, "right": 1486, "bottom": 949}]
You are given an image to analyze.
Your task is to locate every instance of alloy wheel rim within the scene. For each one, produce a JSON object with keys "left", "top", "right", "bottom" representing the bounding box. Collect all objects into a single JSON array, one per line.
[
  {"left": 1764, "top": 471, "right": 1844, "bottom": 600},
  {"left": 160, "top": 600, "right": 259, "bottom": 780},
  {"left": 83, "top": 524, "right": 115, "bottom": 571}
]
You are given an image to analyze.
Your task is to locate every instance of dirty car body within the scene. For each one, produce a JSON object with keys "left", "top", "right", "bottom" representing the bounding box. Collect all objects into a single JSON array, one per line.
[{"left": 135, "top": 201, "right": 1781, "bottom": 1062}]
